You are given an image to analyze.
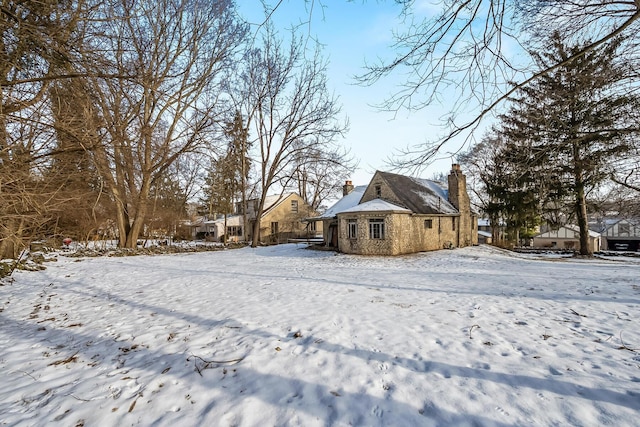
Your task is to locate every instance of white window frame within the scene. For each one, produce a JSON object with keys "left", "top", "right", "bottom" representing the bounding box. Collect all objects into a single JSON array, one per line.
[
  {"left": 369, "top": 218, "right": 385, "bottom": 239},
  {"left": 347, "top": 219, "right": 357, "bottom": 239}
]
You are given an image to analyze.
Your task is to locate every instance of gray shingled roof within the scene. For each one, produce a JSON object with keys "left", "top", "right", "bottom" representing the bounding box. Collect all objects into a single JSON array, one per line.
[{"left": 377, "top": 171, "right": 458, "bottom": 215}]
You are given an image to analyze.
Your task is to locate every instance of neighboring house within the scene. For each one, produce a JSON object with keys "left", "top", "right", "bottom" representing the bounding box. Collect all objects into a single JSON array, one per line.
[
  {"left": 477, "top": 218, "right": 507, "bottom": 245},
  {"left": 477, "top": 230, "right": 492, "bottom": 245},
  {"left": 243, "top": 193, "right": 321, "bottom": 244},
  {"left": 190, "top": 215, "right": 244, "bottom": 242},
  {"left": 477, "top": 219, "right": 491, "bottom": 244},
  {"left": 316, "top": 165, "right": 478, "bottom": 255},
  {"left": 600, "top": 219, "right": 640, "bottom": 251},
  {"left": 190, "top": 193, "right": 321, "bottom": 243},
  {"left": 189, "top": 216, "right": 219, "bottom": 240},
  {"left": 532, "top": 225, "right": 601, "bottom": 252}
]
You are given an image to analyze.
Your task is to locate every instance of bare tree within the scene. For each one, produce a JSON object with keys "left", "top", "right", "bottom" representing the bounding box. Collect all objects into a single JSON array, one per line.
[
  {"left": 292, "top": 143, "right": 355, "bottom": 211},
  {"left": 263, "top": 1, "right": 640, "bottom": 168},
  {"left": 83, "top": 0, "right": 247, "bottom": 248},
  {"left": 0, "top": 0, "right": 92, "bottom": 258},
  {"left": 357, "top": 0, "right": 640, "bottom": 166},
  {"left": 458, "top": 133, "right": 507, "bottom": 243},
  {"left": 238, "top": 24, "right": 347, "bottom": 247}
]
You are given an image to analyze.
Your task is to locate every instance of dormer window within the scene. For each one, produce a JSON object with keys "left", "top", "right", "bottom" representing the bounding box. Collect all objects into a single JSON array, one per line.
[{"left": 375, "top": 185, "right": 381, "bottom": 198}]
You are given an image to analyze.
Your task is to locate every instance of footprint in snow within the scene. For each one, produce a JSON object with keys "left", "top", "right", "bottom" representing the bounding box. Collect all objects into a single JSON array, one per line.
[
  {"left": 495, "top": 406, "right": 510, "bottom": 416},
  {"left": 549, "top": 366, "right": 563, "bottom": 376}
]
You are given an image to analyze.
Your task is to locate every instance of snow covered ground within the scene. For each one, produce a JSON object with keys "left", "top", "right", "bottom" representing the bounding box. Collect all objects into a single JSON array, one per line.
[{"left": 1, "top": 244, "right": 639, "bottom": 426}]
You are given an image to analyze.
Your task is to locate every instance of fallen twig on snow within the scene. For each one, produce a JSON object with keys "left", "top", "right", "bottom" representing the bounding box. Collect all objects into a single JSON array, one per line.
[
  {"left": 48, "top": 352, "right": 79, "bottom": 366},
  {"left": 469, "top": 324, "right": 480, "bottom": 339},
  {"left": 617, "top": 331, "right": 638, "bottom": 352},
  {"left": 570, "top": 309, "right": 586, "bottom": 318},
  {"left": 187, "top": 353, "right": 245, "bottom": 376}
]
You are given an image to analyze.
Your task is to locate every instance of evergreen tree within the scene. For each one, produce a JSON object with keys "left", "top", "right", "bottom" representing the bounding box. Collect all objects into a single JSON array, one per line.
[
  {"left": 201, "top": 156, "right": 235, "bottom": 219},
  {"left": 223, "top": 110, "right": 251, "bottom": 240},
  {"left": 47, "top": 76, "right": 108, "bottom": 242},
  {"left": 499, "top": 33, "right": 640, "bottom": 255},
  {"left": 460, "top": 133, "right": 542, "bottom": 246},
  {"left": 148, "top": 171, "right": 188, "bottom": 239},
  {"left": 200, "top": 114, "right": 252, "bottom": 243}
]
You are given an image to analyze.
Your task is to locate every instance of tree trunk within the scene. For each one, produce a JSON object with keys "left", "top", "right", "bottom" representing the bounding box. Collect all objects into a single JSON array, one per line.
[
  {"left": 573, "top": 140, "right": 592, "bottom": 256},
  {"left": 251, "top": 216, "right": 261, "bottom": 248},
  {"left": 0, "top": 218, "right": 25, "bottom": 260},
  {"left": 108, "top": 182, "right": 131, "bottom": 248},
  {"left": 125, "top": 206, "right": 146, "bottom": 248},
  {"left": 124, "top": 184, "right": 151, "bottom": 248},
  {"left": 0, "top": 221, "right": 18, "bottom": 260},
  {"left": 251, "top": 200, "right": 265, "bottom": 248},
  {"left": 575, "top": 182, "right": 591, "bottom": 256},
  {"left": 223, "top": 213, "right": 228, "bottom": 244}
]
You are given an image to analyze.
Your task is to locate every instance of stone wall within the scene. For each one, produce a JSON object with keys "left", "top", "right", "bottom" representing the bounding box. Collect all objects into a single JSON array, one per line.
[
  {"left": 337, "top": 212, "right": 395, "bottom": 255},
  {"left": 359, "top": 177, "right": 402, "bottom": 206},
  {"left": 448, "top": 164, "right": 476, "bottom": 248},
  {"left": 337, "top": 212, "right": 465, "bottom": 255}
]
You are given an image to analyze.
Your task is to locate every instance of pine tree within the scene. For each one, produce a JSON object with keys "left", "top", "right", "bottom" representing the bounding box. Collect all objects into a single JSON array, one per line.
[
  {"left": 200, "top": 112, "right": 251, "bottom": 243},
  {"left": 499, "top": 33, "right": 640, "bottom": 255},
  {"left": 223, "top": 111, "right": 251, "bottom": 241}
]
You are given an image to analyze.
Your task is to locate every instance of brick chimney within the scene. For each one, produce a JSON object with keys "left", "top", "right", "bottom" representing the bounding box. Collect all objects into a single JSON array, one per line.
[{"left": 343, "top": 180, "right": 354, "bottom": 196}]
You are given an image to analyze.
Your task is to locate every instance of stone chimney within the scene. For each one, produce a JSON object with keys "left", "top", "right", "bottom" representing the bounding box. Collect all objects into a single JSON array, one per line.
[
  {"left": 448, "top": 164, "right": 473, "bottom": 246},
  {"left": 343, "top": 180, "right": 354, "bottom": 196},
  {"left": 447, "top": 164, "right": 467, "bottom": 210}
]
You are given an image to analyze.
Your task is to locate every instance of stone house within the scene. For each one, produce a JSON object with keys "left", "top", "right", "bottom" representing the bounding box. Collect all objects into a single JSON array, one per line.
[{"left": 318, "top": 165, "right": 478, "bottom": 255}]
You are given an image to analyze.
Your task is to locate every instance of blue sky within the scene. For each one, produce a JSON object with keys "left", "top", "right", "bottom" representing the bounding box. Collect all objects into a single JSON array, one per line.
[{"left": 237, "top": 1, "right": 471, "bottom": 185}]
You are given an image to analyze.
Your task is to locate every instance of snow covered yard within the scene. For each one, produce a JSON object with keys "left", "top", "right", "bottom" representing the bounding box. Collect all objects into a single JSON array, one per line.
[{"left": 1, "top": 244, "right": 639, "bottom": 426}]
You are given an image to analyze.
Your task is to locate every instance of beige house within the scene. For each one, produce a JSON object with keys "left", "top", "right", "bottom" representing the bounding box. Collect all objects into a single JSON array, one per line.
[
  {"left": 245, "top": 193, "right": 321, "bottom": 244},
  {"left": 532, "top": 225, "right": 601, "bottom": 252},
  {"left": 318, "top": 165, "right": 478, "bottom": 255},
  {"left": 191, "top": 193, "right": 320, "bottom": 243}
]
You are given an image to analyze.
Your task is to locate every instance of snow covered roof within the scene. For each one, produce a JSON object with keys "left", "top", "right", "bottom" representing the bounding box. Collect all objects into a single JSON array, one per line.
[
  {"left": 312, "top": 170, "right": 459, "bottom": 220},
  {"left": 602, "top": 218, "right": 640, "bottom": 231},
  {"left": 339, "top": 199, "right": 411, "bottom": 214},
  {"left": 478, "top": 218, "right": 506, "bottom": 227},
  {"left": 316, "top": 185, "right": 367, "bottom": 219},
  {"left": 205, "top": 215, "right": 243, "bottom": 226},
  {"left": 261, "top": 194, "right": 290, "bottom": 216},
  {"left": 376, "top": 171, "right": 458, "bottom": 215}
]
